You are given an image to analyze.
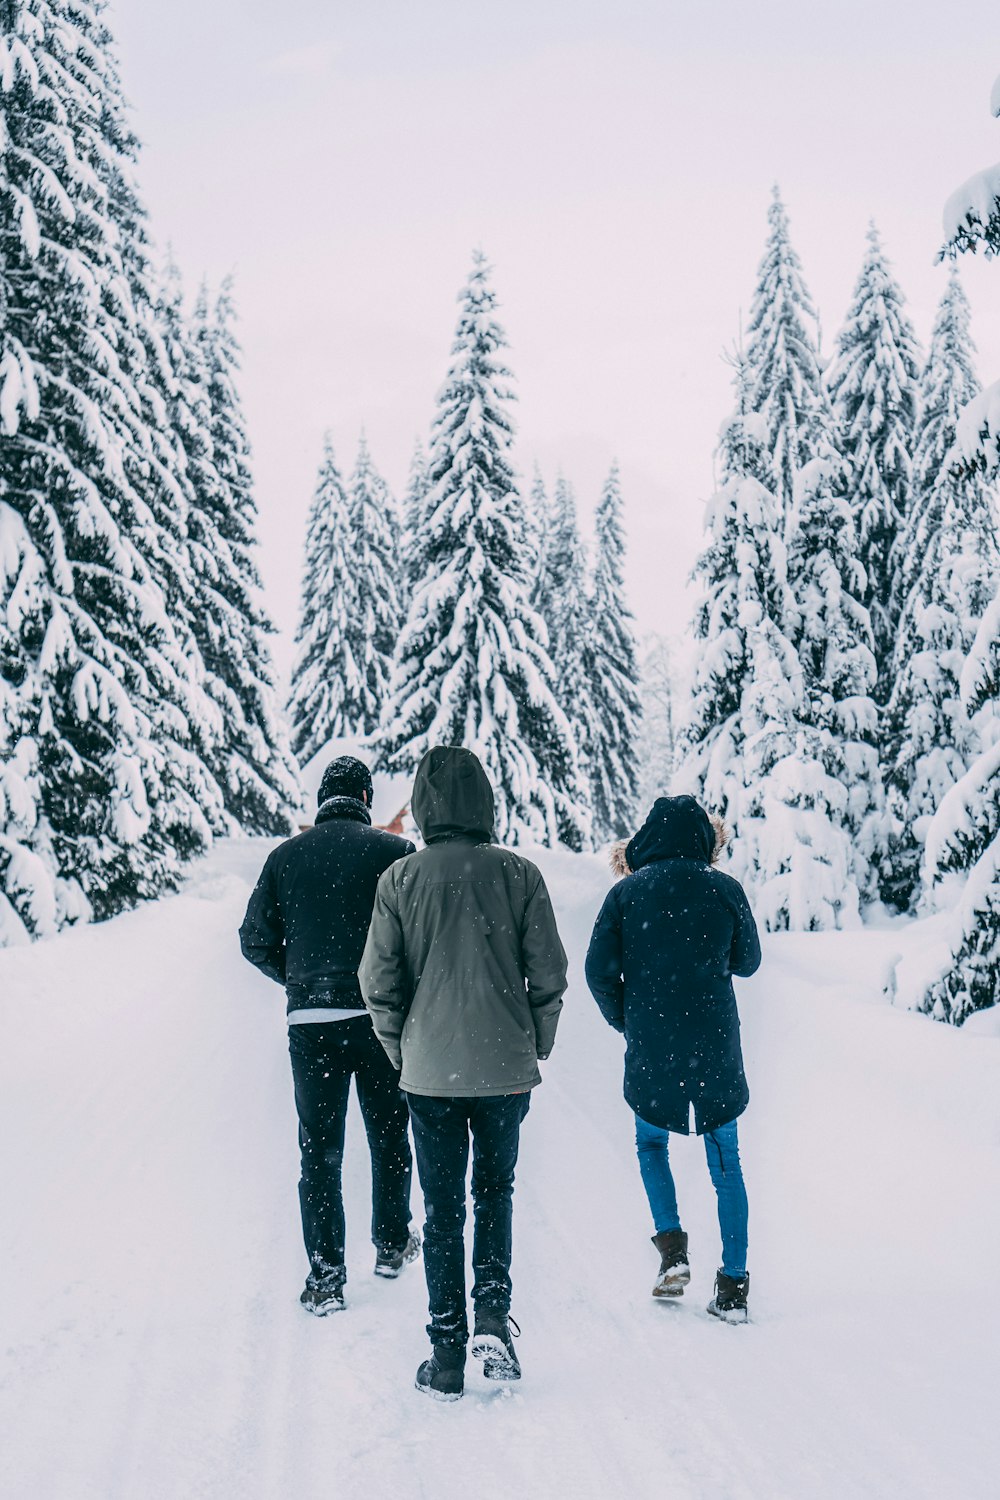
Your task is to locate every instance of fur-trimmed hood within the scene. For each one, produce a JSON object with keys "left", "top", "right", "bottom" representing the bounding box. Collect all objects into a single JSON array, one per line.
[{"left": 609, "top": 805, "right": 730, "bottom": 878}]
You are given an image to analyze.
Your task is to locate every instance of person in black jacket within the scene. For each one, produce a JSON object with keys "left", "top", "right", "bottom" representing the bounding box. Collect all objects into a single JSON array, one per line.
[
  {"left": 585, "top": 795, "right": 762, "bottom": 1323},
  {"left": 239, "top": 756, "right": 419, "bottom": 1314}
]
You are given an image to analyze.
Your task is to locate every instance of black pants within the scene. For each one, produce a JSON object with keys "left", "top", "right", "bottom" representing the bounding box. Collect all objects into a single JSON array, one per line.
[
  {"left": 288, "top": 1018, "right": 412, "bottom": 1283},
  {"left": 406, "top": 1091, "right": 531, "bottom": 1348}
]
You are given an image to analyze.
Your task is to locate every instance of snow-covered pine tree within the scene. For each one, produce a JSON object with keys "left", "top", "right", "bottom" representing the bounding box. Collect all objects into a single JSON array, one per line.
[
  {"left": 136, "top": 259, "right": 240, "bottom": 851},
  {"left": 742, "top": 189, "right": 886, "bottom": 913},
  {"left": 537, "top": 474, "right": 593, "bottom": 750},
  {"left": 910, "top": 79, "right": 1000, "bottom": 1020},
  {"left": 288, "top": 432, "right": 401, "bottom": 759},
  {"left": 59, "top": 0, "right": 239, "bottom": 876},
  {"left": 377, "top": 253, "right": 588, "bottom": 849},
  {"left": 884, "top": 268, "right": 1000, "bottom": 912},
  {"left": 527, "top": 463, "right": 551, "bottom": 609},
  {"left": 192, "top": 280, "right": 298, "bottom": 832},
  {"left": 636, "top": 635, "right": 681, "bottom": 810},
  {"left": 745, "top": 188, "right": 830, "bottom": 536},
  {"left": 0, "top": 0, "right": 225, "bottom": 928},
  {"left": 781, "top": 452, "right": 885, "bottom": 922},
  {"left": 287, "top": 437, "right": 358, "bottom": 762},
  {"left": 680, "top": 359, "right": 880, "bottom": 929},
  {"left": 399, "top": 437, "right": 430, "bottom": 604},
  {"left": 578, "top": 463, "right": 641, "bottom": 841},
  {"left": 679, "top": 363, "right": 799, "bottom": 865},
  {"left": 826, "top": 227, "right": 921, "bottom": 697},
  {"left": 344, "top": 432, "right": 401, "bottom": 736},
  {"left": 0, "top": 521, "right": 88, "bottom": 944},
  {"left": 919, "top": 597, "right": 1000, "bottom": 1020}
]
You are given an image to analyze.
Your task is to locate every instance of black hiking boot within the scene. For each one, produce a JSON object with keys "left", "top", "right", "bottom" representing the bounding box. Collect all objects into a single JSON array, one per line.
[
  {"left": 651, "top": 1229, "right": 690, "bottom": 1298},
  {"left": 415, "top": 1344, "right": 466, "bottom": 1402},
  {"left": 707, "top": 1270, "right": 750, "bottom": 1324},
  {"left": 374, "top": 1229, "right": 422, "bottom": 1279},
  {"left": 299, "top": 1271, "right": 346, "bottom": 1316},
  {"left": 471, "top": 1313, "right": 521, "bottom": 1381}
]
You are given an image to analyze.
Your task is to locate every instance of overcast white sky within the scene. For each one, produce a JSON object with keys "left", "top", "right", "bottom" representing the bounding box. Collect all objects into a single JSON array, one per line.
[{"left": 111, "top": 0, "right": 1000, "bottom": 685}]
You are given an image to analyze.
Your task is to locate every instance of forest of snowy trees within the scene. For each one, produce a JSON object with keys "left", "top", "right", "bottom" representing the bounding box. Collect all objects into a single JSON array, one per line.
[
  {"left": 290, "top": 195, "right": 998, "bottom": 1024},
  {"left": 287, "top": 255, "right": 642, "bottom": 851},
  {"left": 0, "top": 2, "right": 296, "bottom": 945},
  {"left": 1, "top": 3, "right": 998, "bottom": 1025},
  {"left": 680, "top": 187, "right": 1000, "bottom": 1019}
]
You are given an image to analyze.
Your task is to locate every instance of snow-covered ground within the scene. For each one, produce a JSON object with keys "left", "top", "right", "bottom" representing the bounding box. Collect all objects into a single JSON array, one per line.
[{"left": 2, "top": 838, "right": 998, "bottom": 1500}]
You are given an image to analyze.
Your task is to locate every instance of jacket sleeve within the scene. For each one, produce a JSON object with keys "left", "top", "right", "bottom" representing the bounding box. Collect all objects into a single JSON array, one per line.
[
  {"left": 239, "top": 852, "right": 286, "bottom": 985},
  {"left": 730, "top": 887, "right": 762, "bottom": 978},
  {"left": 584, "top": 888, "right": 625, "bottom": 1033},
  {"left": 358, "top": 870, "right": 409, "bottom": 1070},
  {"left": 521, "top": 870, "right": 569, "bottom": 1059}
]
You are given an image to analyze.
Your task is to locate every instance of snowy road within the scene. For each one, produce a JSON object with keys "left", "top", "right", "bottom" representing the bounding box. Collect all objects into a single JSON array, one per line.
[{"left": 2, "top": 840, "right": 998, "bottom": 1500}]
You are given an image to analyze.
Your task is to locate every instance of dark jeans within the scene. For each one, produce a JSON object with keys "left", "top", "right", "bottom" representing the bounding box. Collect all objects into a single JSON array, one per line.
[
  {"left": 406, "top": 1091, "right": 531, "bottom": 1348},
  {"left": 288, "top": 1018, "right": 412, "bottom": 1284}
]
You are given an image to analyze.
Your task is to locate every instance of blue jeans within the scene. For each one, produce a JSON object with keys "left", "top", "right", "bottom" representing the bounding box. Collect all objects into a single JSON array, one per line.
[
  {"left": 635, "top": 1113, "right": 748, "bottom": 1279},
  {"left": 406, "top": 1092, "right": 531, "bottom": 1348}
]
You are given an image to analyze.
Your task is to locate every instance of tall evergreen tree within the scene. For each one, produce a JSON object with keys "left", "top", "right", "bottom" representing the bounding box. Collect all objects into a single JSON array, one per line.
[
  {"left": 287, "top": 437, "right": 358, "bottom": 762},
  {"left": 146, "top": 257, "right": 232, "bottom": 834},
  {"left": 826, "top": 226, "right": 921, "bottom": 696},
  {"left": 679, "top": 367, "right": 799, "bottom": 866},
  {"left": 745, "top": 189, "right": 830, "bottom": 535},
  {"left": 536, "top": 474, "right": 593, "bottom": 792},
  {"left": 636, "top": 634, "right": 681, "bottom": 810},
  {"left": 919, "top": 599, "right": 1000, "bottom": 1021},
  {"left": 526, "top": 463, "right": 551, "bottom": 608},
  {"left": 911, "top": 87, "right": 1000, "bottom": 1020},
  {"left": 344, "top": 432, "right": 402, "bottom": 736},
  {"left": 192, "top": 281, "right": 298, "bottom": 832},
  {"left": 782, "top": 452, "right": 885, "bottom": 921},
  {"left": 884, "top": 268, "right": 1000, "bottom": 911},
  {"left": 578, "top": 464, "right": 641, "bottom": 841},
  {"left": 681, "top": 362, "right": 881, "bottom": 928},
  {"left": 377, "top": 254, "right": 588, "bottom": 849},
  {"left": 0, "top": 520, "right": 88, "bottom": 943},
  {"left": 0, "top": 0, "right": 224, "bottom": 929},
  {"left": 58, "top": 3, "right": 233, "bottom": 872},
  {"left": 399, "top": 437, "right": 429, "bottom": 603}
]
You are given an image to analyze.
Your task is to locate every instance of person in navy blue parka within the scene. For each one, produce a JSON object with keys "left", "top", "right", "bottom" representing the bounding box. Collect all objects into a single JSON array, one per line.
[{"left": 585, "top": 794, "right": 761, "bottom": 1322}]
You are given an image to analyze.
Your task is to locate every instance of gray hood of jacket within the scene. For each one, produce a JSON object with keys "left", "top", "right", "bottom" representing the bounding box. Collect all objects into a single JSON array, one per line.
[
  {"left": 359, "top": 746, "right": 568, "bottom": 1096},
  {"left": 411, "top": 746, "right": 495, "bottom": 845}
]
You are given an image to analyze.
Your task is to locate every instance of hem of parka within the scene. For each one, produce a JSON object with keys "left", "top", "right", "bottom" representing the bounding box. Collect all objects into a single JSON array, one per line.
[
  {"left": 399, "top": 1072, "right": 542, "bottom": 1098},
  {"left": 625, "top": 1082, "right": 749, "bottom": 1137}
]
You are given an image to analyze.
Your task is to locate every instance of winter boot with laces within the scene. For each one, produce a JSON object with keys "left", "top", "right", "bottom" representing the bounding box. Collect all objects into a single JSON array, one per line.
[
  {"left": 471, "top": 1313, "right": 521, "bottom": 1381},
  {"left": 651, "top": 1229, "right": 690, "bottom": 1298},
  {"left": 707, "top": 1270, "right": 750, "bottom": 1324},
  {"left": 415, "top": 1343, "right": 466, "bottom": 1401},
  {"left": 374, "top": 1229, "right": 422, "bottom": 1279},
  {"left": 299, "top": 1271, "right": 346, "bottom": 1316}
]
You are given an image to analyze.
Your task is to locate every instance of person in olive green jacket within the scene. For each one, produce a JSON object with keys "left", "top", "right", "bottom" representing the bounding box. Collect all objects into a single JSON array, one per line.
[{"left": 359, "top": 745, "right": 567, "bottom": 1401}]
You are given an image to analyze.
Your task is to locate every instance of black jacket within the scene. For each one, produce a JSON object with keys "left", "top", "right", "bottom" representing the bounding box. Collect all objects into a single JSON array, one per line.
[
  {"left": 239, "top": 796, "right": 415, "bottom": 1015},
  {"left": 585, "top": 796, "right": 761, "bottom": 1134}
]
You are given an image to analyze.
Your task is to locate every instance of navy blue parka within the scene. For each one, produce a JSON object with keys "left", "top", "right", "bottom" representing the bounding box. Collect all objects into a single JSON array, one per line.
[{"left": 585, "top": 796, "right": 761, "bottom": 1134}]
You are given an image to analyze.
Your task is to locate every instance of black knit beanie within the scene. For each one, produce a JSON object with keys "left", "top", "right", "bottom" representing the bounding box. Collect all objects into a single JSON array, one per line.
[{"left": 318, "top": 756, "right": 374, "bottom": 806}]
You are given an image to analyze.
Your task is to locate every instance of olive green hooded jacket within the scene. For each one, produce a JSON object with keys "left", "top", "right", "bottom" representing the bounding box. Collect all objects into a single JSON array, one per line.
[{"left": 358, "top": 746, "right": 568, "bottom": 1097}]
